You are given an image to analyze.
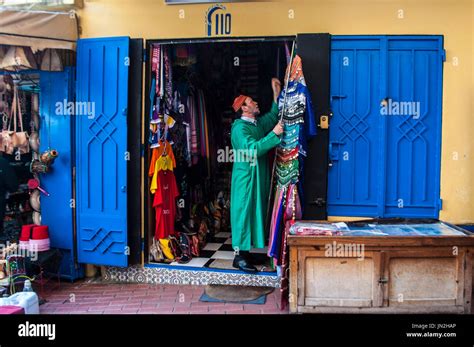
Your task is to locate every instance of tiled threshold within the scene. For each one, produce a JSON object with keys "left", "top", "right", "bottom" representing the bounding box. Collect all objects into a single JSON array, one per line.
[{"left": 103, "top": 264, "right": 281, "bottom": 288}]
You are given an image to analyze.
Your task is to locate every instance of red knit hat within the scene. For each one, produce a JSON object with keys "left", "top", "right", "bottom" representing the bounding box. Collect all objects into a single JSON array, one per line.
[{"left": 232, "top": 95, "right": 249, "bottom": 112}]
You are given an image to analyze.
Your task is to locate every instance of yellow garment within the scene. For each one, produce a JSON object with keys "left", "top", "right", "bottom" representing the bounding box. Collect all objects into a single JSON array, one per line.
[
  {"left": 159, "top": 238, "right": 175, "bottom": 260},
  {"left": 155, "top": 155, "right": 174, "bottom": 172},
  {"left": 150, "top": 141, "right": 176, "bottom": 194},
  {"left": 149, "top": 140, "right": 176, "bottom": 177}
]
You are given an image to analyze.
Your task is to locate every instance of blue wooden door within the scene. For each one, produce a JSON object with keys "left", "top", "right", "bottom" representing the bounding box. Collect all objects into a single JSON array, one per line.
[
  {"left": 40, "top": 68, "right": 84, "bottom": 280},
  {"left": 76, "top": 37, "right": 130, "bottom": 266},
  {"left": 328, "top": 36, "right": 443, "bottom": 218},
  {"left": 328, "top": 37, "right": 384, "bottom": 217},
  {"left": 40, "top": 68, "right": 74, "bottom": 251},
  {"left": 384, "top": 37, "right": 444, "bottom": 217}
]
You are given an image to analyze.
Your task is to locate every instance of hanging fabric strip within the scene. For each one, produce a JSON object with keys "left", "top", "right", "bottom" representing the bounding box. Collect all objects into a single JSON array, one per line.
[
  {"left": 268, "top": 186, "right": 286, "bottom": 260},
  {"left": 152, "top": 45, "right": 161, "bottom": 95},
  {"left": 198, "top": 90, "right": 207, "bottom": 159},
  {"left": 164, "top": 46, "right": 173, "bottom": 113},
  {"left": 284, "top": 41, "right": 290, "bottom": 66},
  {"left": 160, "top": 46, "right": 164, "bottom": 98}
]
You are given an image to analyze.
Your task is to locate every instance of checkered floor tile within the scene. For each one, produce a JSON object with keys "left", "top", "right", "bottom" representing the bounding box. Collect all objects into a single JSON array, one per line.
[{"left": 151, "top": 235, "right": 275, "bottom": 272}]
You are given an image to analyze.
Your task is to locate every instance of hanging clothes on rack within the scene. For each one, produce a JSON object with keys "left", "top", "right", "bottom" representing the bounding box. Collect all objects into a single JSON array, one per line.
[
  {"left": 149, "top": 139, "right": 177, "bottom": 194},
  {"left": 153, "top": 169, "right": 180, "bottom": 240},
  {"left": 149, "top": 136, "right": 179, "bottom": 240},
  {"left": 152, "top": 45, "right": 161, "bottom": 95},
  {"left": 164, "top": 46, "right": 173, "bottom": 114},
  {"left": 268, "top": 54, "right": 316, "bottom": 265}
]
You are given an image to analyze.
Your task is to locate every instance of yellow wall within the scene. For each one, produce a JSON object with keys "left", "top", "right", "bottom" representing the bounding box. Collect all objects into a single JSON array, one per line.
[{"left": 78, "top": 0, "right": 474, "bottom": 224}]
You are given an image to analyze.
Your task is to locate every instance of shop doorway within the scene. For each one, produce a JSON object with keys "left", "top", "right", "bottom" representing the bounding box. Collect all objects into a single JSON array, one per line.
[{"left": 144, "top": 37, "right": 294, "bottom": 272}]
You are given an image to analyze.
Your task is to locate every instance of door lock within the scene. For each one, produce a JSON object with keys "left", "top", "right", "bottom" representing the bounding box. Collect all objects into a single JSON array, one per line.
[{"left": 319, "top": 115, "right": 329, "bottom": 129}]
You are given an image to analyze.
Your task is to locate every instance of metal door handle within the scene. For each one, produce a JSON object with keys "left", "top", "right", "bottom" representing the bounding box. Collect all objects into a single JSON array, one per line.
[
  {"left": 330, "top": 94, "right": 347, "bottom": 103},
  {"left": 329, "top": 141, "right": 345, "bottom": 161}
]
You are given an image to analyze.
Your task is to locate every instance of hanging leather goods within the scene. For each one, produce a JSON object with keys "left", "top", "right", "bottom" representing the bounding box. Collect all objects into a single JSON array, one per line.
[
  {"left": 31, "top": 93, "right": 39, "bottom": 129},
  {"left": 40, "top": 49, "right": 63, "bottom": 72},
  {"left": 0, "top": 75, "right": 13, "bottom": 116},
  {"left": 0, "top": 45, "right": 7, "bottom": 63},
  {"left": 0, "top": 86, "right": 30, "bottom": 154},
  {"left": 32, "top": 211, "right": 41, "bottom": 226},
  {"left": 40, "top": 149, "right": 59, "bottom": 166},
  {"left": 30, "top": 190, "right": 41, "bottom": 212},
  {"left": 30, "top": 159, "right": 48, "bottom": 174},
  {"left": 0, "top": 46, "right": 38, "bottom": 71},
  {"left": 29, "top": 131, "right": 40, "bottom": 153}
]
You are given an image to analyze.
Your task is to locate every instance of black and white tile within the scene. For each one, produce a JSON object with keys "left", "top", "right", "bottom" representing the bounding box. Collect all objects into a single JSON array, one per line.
[{"left": 151, "top": 231, "right": 275, "bottom": 272}]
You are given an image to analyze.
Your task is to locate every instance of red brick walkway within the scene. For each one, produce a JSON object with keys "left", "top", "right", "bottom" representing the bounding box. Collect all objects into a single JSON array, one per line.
[{"left": 39, "top": 281, "right": 289, "bottom": 314}]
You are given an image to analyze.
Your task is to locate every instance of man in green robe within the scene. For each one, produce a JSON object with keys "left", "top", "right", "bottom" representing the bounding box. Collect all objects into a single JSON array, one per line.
[{"left": 230, "top": 78, "right": 283, "bottom": 272}]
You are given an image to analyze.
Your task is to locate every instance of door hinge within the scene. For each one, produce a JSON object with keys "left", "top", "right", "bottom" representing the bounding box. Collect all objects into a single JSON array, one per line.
[
  {"left": 438, "top": 198, "right": 443, "bottom": 210},
  {"left": 440, "top": 49, "right": 446, "bottom": 62},
  {"left": 140, "top": 144, "right": 145, "bottom": 158},
  {"left": 143, "top": 48, "right": 147, "bottom": 63}
]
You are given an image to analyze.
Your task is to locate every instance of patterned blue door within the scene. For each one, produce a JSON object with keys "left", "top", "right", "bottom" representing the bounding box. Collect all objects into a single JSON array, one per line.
[
  {"left": 76, "top": 37, "right": 130, "bottom": 266},
  {"left": 328, "top": 37, "right": 383, "bottom": 216},
  {"left": 328, "top": 36, "right": 443, "bottom": 218},
  {"left": 384, "top": 37, "right": 444, "bottom": 217}
]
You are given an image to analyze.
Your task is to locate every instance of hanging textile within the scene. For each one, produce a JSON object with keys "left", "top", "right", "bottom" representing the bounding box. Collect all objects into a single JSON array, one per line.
[
  {"left": 197, "top": 90, "right": 211, "bottom": 176},
  {"left": 268, "top": 55, "right": 316, "bottom": 265},
  {"left": 153, "top": 169, "right": 180, "bottom": 240},
  {"left": 271, "top": 54, "right": 317, "bottom": 311},
  {"left": 150, "top": 140, "right": 177, "bottom": 194},
  {"left": 164, "top": 46, "right": 173, "bottom": 113},
  {"left": 189, "top": 89, "right": 200, "bottom": 164},
  {"left": 152, "top": 45, "right": 161, "bottom": 95}
]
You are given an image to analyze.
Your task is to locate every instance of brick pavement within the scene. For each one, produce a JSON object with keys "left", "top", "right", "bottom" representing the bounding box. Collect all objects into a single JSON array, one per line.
[{"left": 38, "top": 280, "right": 289, "bottom": 315}]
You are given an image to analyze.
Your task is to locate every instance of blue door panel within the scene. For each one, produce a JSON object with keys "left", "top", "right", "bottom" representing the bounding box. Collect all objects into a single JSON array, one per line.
[
  {"left": 40, "top": 68, "right": 84, "bottom": 280},
  {"left": 384, "top": 38, "right": 443, "bottom": 217},
  {"left": 328, "top": 36, "right": 443, "bottom": 218},
  {"left": 76, "top": 37, "right": 129, "bottom": 267},
  {"left": 328, "top": 39, "right": 383, "bottom": 216},
  {"left": 39, "top": 69, "right": 74, "bottom": 250}
]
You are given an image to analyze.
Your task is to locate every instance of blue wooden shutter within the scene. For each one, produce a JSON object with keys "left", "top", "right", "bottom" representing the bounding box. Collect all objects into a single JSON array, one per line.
[
  {"left": 76, "top": 37, "right": 130, "bottom": 266},
  {"left": 40, "top": 69, "right": 74, "bottom": 251},
  {"left": 328, "top": 37, "right": 383, "bottom": 217},
  {"left": 384, "top": 37, "right": 444, "bottom": 218},
  {"left": 328, "top": 36, "right": 443, "bottom": 218}
]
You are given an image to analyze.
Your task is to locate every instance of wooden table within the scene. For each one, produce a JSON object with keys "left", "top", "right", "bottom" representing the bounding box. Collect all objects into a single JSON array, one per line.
[{"left": 288, "top": 221, "right": 474, "bottom": 314}]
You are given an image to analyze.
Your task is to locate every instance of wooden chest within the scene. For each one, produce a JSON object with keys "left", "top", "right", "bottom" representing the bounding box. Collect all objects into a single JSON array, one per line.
[{"left": 288, "top": 222, "right": 474, "bottom": 314}]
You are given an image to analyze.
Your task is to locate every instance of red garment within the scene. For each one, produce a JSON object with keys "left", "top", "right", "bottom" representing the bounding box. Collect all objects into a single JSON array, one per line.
[{"left": 153, "top": 170, "right": 179, "bottom": 239}]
